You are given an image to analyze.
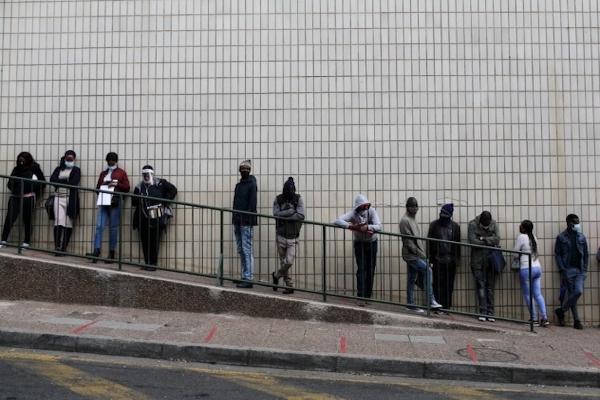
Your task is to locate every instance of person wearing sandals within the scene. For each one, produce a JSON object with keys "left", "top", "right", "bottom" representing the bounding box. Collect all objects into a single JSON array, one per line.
[
  {"left": 512, "top": 220, "right": 549, "bottom": 327},
  {"left": 49, "top": 150, "right": 81, "bottom": 255}
]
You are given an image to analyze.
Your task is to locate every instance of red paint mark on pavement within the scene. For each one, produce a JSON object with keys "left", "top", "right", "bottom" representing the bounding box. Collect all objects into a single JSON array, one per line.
[
  {"left": 73, "top": 320, "right": 98, "bottom": 334},
  {"left": 546, "top": 325, "right": 556, "bottom": 333},
  {"left": 448, "top": 314, "right": 456, "bottom": 320},
  {"left": 584, "top": 352, "right": 600, "bottom": 367},
  {"left": 466, "top": 344, "right": 478, "bottom": 362},
  {"left": 340, "top": 337, "right": 347, "bottom": 354},
  {"left": 204, "top": 327, "right": 217, "bottom": 343}
]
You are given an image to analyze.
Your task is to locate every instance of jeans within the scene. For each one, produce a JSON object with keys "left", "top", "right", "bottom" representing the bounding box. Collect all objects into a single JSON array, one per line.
[
  {"left": 93, "top": 205, "right": 121, "bottom": 251},
  {"left": 559, "top": 266, "right": 586, "bottom": 321},
  {"left": 234, "top": 225, "right": 254, "bottom": 281},
  {"left": 519, "top": 266, "right": 547, "bottom": 321},
  {"left": 407, "top": 258, "right": 437, "bottom": 306},
  {"left": 472, "top": 263, "right": 495, "bottom": 315},
  {"left": 432, "top": 260, "right": 457, "bottom": 310},
  {"left": 354, "top": 240, "right": 377, "bottom": 299},
  {"left": 276, "top": 235, "right": 297, "bottom": 284}
]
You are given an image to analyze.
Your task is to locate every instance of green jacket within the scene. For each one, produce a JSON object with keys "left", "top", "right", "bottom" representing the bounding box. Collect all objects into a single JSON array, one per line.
[{"left": 467, "top": 215, "right": 500, "bottom": 269}]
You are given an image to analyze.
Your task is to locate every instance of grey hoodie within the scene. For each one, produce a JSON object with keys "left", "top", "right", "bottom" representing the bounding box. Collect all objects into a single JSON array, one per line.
[{"left": 335, "top": 194, "right": 382, "bottom": 242}]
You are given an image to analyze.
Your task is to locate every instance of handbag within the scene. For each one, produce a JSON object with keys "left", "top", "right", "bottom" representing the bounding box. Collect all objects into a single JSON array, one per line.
[
  {"left": 510, "top": 258, "right": 520, "bottom": 272},
  {"left": 110, "top": 193, "right": 121, "bottom": 208},
  {"left": 488, "top": 247, "right": 506, "bottom": 274},
  {"left": 45, "top": 195, "right": 55, "bottom": 220}
]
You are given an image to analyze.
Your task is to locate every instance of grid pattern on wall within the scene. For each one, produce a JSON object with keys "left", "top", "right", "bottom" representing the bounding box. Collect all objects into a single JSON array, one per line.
[{"left": 1, "top": 0, "right": 599, "bottom": 322}]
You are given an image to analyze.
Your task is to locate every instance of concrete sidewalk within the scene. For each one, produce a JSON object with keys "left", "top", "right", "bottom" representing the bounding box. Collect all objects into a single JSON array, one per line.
[
  {"left": 0, "top": 249, "right": 599, "bottom": 387},
  {"left": 1, "top": 298, "right": 600, "bottom": 387}
]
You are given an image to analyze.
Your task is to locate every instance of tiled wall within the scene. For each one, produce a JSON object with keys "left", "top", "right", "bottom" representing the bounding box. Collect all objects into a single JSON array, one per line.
[{"left": 1, "top": 1, "right": 599, "bottom": 321}]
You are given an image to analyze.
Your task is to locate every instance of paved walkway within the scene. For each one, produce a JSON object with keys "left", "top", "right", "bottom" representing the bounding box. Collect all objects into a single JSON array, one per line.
[{"left": 1, "top": 296, "right": 600, "bottom": 387}]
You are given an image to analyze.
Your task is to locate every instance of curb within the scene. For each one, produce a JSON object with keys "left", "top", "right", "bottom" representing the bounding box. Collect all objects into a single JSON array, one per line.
[{"left": 1, "top": 328, "right": 598, "bottom": 387}]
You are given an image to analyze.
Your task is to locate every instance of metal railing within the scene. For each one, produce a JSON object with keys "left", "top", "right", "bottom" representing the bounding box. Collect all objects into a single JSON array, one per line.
[{"left": 1, "top": 174, "right": 538, "bottom": 330}]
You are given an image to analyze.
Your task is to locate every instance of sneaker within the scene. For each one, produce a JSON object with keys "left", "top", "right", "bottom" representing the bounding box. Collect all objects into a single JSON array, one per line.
[
  {"left": 356, "top": 300, "right": 366, "bottom": 307},
  {"left": 487, "top": 316, "right": 496, "bottom": 322},
  {"left": 531, "top": 320, "right": 540, "bottom": 327},
  {"left": 540, "top": 318, "right": 550, "bottom": 327},
  {"left": 236, "top": 282, "right": 253, "bottom": 289},
  {"left": 478, "top": 316, "right": 487, "bottom": 322},
  {"left": 405, "top": 306, "right": 424, "bottom": 314},
  {"left": 22, "top": 243, "right": 30, "bottom": 247},
  {"left": 430, "top": 301, "right": 443, "bottom": 309},
  {"left": 282, "top": 283, "right": 294, "bottom": 295},
  {"left": 574, "top": 320, "right": 583, "bottom": 330},
  {"left": 0, "top": 241, "right": 6, "bottom": 248},
  {"left": 555, "top": 308, "right": 566, "bottom": 326},
  {"left": 434, "top": 310, "right": 446, "bottom": 315},
  {"left": 271, "top": 272, "right": 280, "bottom": 291}
]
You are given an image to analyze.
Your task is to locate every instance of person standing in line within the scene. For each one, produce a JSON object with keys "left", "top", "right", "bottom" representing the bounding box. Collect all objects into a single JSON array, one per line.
[
  {"left": 400, "top": 197, "right": 443, "bottom": 312},
  {"left": 554, "top": 214, "right": 588, "bottom": 330},
  {"left": 0, "top": 152, "right": 46, "bottom": 248},
  {"left": 468, "top": 211, "right": 500, "bottom": 322},
  {"left": 427, "top": 203, "right": 461, "bottom": 315},
  {"left": 335, "top": 194, "right": 382, "bottom": 306},
  {"left": 86, "top": 152, "right": 130, "bottom": 264},
  {"left": 49, "top": 150, "right": 81, "bottom": 255},
  {"left": 512, "top": 220, "right": 549, "bottom": 326},
  {"left": 132, "top": 165, "right": 177, "bottom": 272},
  {"left": 232, "top": 160, "right": 258, "bottom": 288},
  {"left": 271, "top": 177, "right": 306, "bottom": 294}
]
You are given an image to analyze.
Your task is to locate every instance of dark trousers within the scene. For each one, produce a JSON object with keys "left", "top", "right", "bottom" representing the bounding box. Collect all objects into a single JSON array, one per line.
[
  {"left": 139, "top": 217, "right": 164, "bottom": 265},
  {"left": 432, "top": 259, "right": 457, "bottom": 309},
  {"left": 354, "top": 240, "right": 378, "bottom": 299},
  {"left": 472, "top": 260, "right": 496, "bottom": 315},
  {"left": 2, "top": 196, "right": 35, "bottom": 244}
]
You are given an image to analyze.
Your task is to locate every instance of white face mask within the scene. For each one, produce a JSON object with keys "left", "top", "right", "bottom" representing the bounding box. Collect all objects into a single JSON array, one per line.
[{"left": 573, "top": 224, "right": 581, "bottom": 232}]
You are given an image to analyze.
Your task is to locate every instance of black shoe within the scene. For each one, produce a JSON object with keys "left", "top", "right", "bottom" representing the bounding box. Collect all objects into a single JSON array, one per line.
[
  {"left": 146, "top": 266, "right": 157, "bottom": 272},
  {"left": 555, "top": 308, "right": 566, "bottom": 326},
  {"left": 271, "top": 272, "right": 280, "bottom": 291},
  {"left": 574, "top": 320, "right": 583, "bottom": 330},
  {"left": 105, "top": 250, "right": 116, "bottom": 264},
  {"left": 86, "top": 248, "right": 101, "bottom": 263},
  {"left": 236, "top": 282, "right": 253, "bottom": 288},
  {"left": 232, "top": 279, "right": 242, "bottom": 284},
  {"left": 283, "top": 284, "right": 294, "bottom": 295}
]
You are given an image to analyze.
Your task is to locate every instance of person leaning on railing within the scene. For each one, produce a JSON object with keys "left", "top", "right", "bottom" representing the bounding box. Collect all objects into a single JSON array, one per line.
[
  {"left": 49, "top": 150, "right": 81, "bottom": 255},
  {"left": 0, "top": 152, "right": 46, "bottom": 249},
  {"left": 335, "top": 194, "right": 382, "bottom": 307}
]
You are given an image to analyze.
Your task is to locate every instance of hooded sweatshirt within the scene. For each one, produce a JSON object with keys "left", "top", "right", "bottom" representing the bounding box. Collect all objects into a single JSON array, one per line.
[{"left": 334, "top": 194, "right": 382, "bottom": 242}]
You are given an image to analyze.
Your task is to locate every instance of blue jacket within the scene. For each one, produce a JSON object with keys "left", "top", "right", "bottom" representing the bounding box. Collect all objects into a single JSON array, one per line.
[
  {"left": 232, "top": 175, "right": 258, "bottom": 226},
  {"left": 555, "top": 229, "right": 589, "bottom": 272}
]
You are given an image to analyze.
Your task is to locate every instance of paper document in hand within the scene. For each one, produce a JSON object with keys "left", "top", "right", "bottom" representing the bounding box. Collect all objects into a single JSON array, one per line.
[{"left": 97, "top": 185, "right": 115, "bottom": 206}]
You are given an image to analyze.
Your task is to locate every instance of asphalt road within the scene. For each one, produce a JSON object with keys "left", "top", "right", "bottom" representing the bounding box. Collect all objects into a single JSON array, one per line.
[{"left": 1, "top": 348, "right": 600, "bottom": 400}]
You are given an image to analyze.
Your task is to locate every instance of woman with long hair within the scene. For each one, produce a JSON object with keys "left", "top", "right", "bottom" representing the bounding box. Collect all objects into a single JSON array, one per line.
[{"left": 513, "top": 220, "right": 549, "bottom": 326}]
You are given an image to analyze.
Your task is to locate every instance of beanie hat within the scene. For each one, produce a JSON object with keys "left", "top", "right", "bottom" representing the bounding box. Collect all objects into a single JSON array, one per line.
[
  {"left": 440, "top": 203, "right": 454, "bottom": 217},
  {"left": 239, "top": 159, "right": 251, "bottom": 169},
  {"left": 283, "top": 177, "right": 295, "bottom": 191}
]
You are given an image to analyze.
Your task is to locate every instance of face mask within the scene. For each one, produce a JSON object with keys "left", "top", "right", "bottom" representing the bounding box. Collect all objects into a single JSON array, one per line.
[
  {"left": 64, "top": 161, "right": 74, "bottom": 168},
  {"left": 480, "top": 224, "right": 490, "bottom": 230},
  {"left": 240, "top": 171, "right": 250, "bottom": 180},
  {"left": 407, "top": 206, "right": 418, "bottom": 216},
  {"left": 108, "top": 164, "right": 117, "bottom": 171},
  {"left": 573, "top": 224, "right": 581, "bottom": 232},
  {"left": 283, "top": 192, "right": 294, "bottom": 200}
]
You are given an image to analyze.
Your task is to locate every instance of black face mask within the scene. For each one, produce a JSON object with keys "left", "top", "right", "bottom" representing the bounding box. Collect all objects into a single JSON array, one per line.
[
  {"left": 283, "top": 191, "right": 295, "bottom": 200},
  {"left": 240, "top": 171, "right": 250, "bottom": 180}
]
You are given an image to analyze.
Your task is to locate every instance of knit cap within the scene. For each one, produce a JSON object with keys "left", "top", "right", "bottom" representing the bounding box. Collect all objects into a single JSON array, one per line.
[
  {"left": 440, "top": 203, "right": 454, "bottom": 217},
  {"left": 283, "top": 177, "right": 295, "bottom": 191},
  {"left": 239, "top": 159, "right": 251, "bottom": 169}
]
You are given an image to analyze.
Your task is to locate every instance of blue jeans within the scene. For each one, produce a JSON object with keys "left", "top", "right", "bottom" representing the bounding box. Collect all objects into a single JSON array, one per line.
[
  {"left": 407, "top": 258, "right": 436, "bottom": 306},
  {"left": 519, "top": 266, "right": 547, "bottom": 321},
  {"left": 354, "top": 240, "right": 377, "bottom": 299},
  {"left": 559, "top": 266, "right": 586, "bottom": 321},
  {"left": 472, "top": 264, "right": 495, "bottom": 315},
  {"left": 234, "top": 225, "right": 254, "bottom": 281},
  {"left": 93, "top": 205, "right": 121, "bottom": 251}
]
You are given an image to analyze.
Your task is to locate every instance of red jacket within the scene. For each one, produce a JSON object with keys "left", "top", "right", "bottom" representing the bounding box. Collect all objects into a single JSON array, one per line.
[{"left": 95, "top": 167, "right": 131, "bottom": 193}]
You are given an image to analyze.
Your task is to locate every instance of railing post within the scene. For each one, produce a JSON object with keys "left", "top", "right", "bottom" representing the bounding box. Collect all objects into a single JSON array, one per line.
[
  {"left": 17, "top": 180, "right": 25, "bottom": 254},
  {"left": 425, "top": 237, "right": 430, "bottom": 316},
  {"left": 322, "top": 225, "right": 327, "bottom": 302},
  {"left": 117, "top": 193, "right": 123, "bottom": 271},
  {"left": 529, "top": 254, "right": 534, "bottom": 332},
  {"left": 217, "top": 209, "right": 224, "bottom": 286}
]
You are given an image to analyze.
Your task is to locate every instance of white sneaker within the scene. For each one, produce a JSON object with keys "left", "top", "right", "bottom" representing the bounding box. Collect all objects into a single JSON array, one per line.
[
  {"left": 478, "top": 316, "right": 487, "bottom": 322},
  {"left": 0, "top": 241, "right": 5, "bottom": 248},
  {"left": 22, "top": 243, "right": 30, "bottom": 248},
  {"left": 487, "top": 317, "right": 496, "bottom": 322},
  {"left": 405, "top": 306, "right": 424, "bottom": 313},
  {"left": 430, "top": 301, "right": 443, "bottom": 309}
]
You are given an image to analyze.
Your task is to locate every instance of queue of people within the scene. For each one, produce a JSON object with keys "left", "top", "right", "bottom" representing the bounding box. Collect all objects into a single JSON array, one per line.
[{"left": 0, "top": 154, "right": 593, "bottom": 328}]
